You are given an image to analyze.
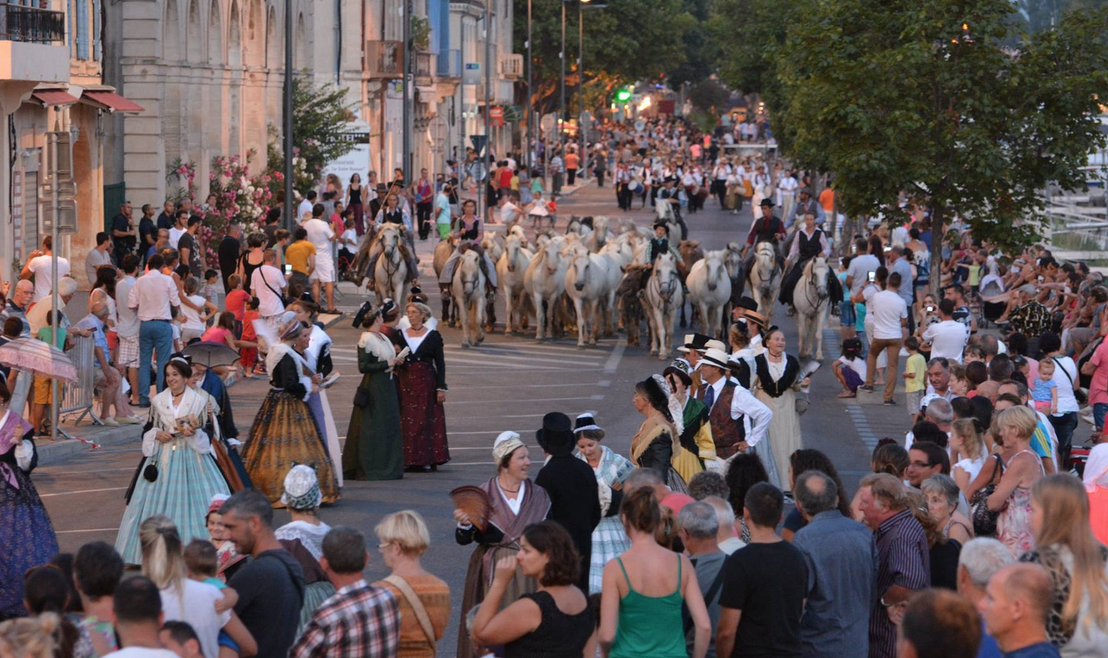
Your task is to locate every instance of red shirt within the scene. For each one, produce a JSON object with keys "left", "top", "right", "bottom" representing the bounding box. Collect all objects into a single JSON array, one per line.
[
  {"left": 225, "top": 289, "right": 250, "bottom": 321},
  {"left": 498, "top": 167, "right": 513, "bottom": 189}
]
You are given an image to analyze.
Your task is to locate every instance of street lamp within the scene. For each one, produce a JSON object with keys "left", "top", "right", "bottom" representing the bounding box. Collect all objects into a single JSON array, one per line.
[{"left": 283, "top": 0, "right": 293, "bottom": 231}]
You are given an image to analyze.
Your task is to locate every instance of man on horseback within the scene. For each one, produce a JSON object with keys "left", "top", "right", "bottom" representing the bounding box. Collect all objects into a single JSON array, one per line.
[
  {"left": 743, "top": 198, "right": 787, "bottom": 261},
  {"left": 779, "top": 212, "right": 843, "bottom": 316},
  {"left": 639, "top": 221, "right": 686, "bottom": 288},
  {"left": 437, "top": 198, "right": 498, "bottom": 299},
  {"left": 364, "top": 184, "right": 421, "bottom": 289},
  {"left": 656, "top": 176, "right": 689, "bottom": 240}
]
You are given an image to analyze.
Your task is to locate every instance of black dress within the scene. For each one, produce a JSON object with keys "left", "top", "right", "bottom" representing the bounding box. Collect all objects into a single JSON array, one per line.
[{"left": 504, "top": 591, "right": 594, "bottom": 658}]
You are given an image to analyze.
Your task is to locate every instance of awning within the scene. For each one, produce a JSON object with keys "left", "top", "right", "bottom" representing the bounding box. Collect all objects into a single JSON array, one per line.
[
  {"left": 30, "top": 90, "right": 80, "bottom": 106},
  {"left": 80, "top": 91, "right": 144, "bottom": 113}
]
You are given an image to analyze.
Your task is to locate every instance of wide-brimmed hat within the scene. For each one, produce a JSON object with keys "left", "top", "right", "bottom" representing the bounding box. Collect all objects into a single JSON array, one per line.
[
  {"left": 536, "top": 412, "right": 575, "bottom": 457},
  {"left": 700, "top": 348, "right": 730, "bottom": 370},
  {"left": 573, "top": 413, "right": 604, "bottom": 438},
  {"left": 653, "top": 220, "right": 670, "bottom": 232},
  {"left": 678, "top": 333, "right": 711, "bottom": 353},
  {"left": 281, "top": 464, "right": 322, "bottom": 510},
  {"left": 706, "top": 339, "right": 728, "bottom": 353},
  {"left": 759, "top": 198, "right": 774, "bottom": 207}
]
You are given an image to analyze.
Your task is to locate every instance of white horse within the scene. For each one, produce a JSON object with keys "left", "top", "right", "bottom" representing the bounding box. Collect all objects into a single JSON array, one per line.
[
  {"left": 746, "top": 241, "right": 782, "bottom": 321},
  {"left": 497, "top": 234, "right": 534, "bottom": 334},
  {"left": 654, "top": 200, "right": 681, "bottom": 239},
  {"left": 686, "top": 249, "right": 733, "bottom": 339},
  {"left": 565, "top": 246, "right": 614, "bottom": 348},
  {"left": 644, "top": 252, "right": 684, "bottom": 360},
  {"left": 794, "top": 256, "right": 831, "bottom": 360},
  {"left": 583, "top": 216, "right": 611, "bottom": 253},
  {"left": 373, "top": 225, "right": 409, "bottom": 306},
  {"left": 524, "top": 236, "right": 569, "bottom": 341},
  {"left": 481, "top": 233, "right": 505, "bottom": 267},
  {"left": 451, "top": 250, "right": 486, "bottom": 347}
]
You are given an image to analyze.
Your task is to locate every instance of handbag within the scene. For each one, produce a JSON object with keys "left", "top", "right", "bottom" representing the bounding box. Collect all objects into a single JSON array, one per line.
[
  {"left": 971, "top": 454, "right": 1005, "bottom": 536},
  {"left": 384, "top": 575, "right": 438, "bottom": 652}
]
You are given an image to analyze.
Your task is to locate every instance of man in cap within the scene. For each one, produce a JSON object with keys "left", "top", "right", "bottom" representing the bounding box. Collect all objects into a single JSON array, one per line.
[{"left": 535, "top": 412, "right": 601, "bottom": 592}]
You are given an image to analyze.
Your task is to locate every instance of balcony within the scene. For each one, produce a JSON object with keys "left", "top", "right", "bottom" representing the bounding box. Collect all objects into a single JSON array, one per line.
[
  {"left": 365, "top": 40, "right": 403, "bottom": 79},
  {"left": 437, "top": 49, "right": 461, "bottom": 79},
  {"left": 0, "top": 4, "right": 68, "bottom": 83},
  {"left": 499, "top": 53, "right": 523, "bottom": 80},
  {"left": 415, "top": 50, "right": 434, "bottom": 84}
]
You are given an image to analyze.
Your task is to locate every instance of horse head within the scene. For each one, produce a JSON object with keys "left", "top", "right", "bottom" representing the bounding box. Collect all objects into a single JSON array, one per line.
[
  {"left": 505, "top": 235, "right": 523, "bottom": 273},
  {"left": 459, "top": 250, "right": 481, "bottom": 297},
  {"left": 543, "top": 238, "right": 565, "bottom": 274},
  {"left": 570, "top": 248, "right": 591, "bottom": 292},
  {"left": 705, "top": 250, "right": 725, "bottom": 292},
  {"left": 811, "top": 257, "right": 829, "bottom": 299},
  {"left": 653, "top": 252, "right": 680, "bottom": 302},
  {"left": 380, "top": 225, "right": 400, "bottom": 259}
]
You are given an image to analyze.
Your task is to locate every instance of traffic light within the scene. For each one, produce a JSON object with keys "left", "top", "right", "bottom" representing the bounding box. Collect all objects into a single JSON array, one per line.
[{"left": 615, "top": 87, "right": 632, "bottom": 103}]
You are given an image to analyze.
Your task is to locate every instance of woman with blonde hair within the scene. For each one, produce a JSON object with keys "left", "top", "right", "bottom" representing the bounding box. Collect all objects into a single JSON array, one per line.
[
  {"left": 139, "top": 515, "right": 255, "bottom": 658},
  {"left": 987, "top": 405, "right": 1046, "bottom": 555},
  {"left": 374, "top": 510, "right": 451, "bottom": 658},
  {"left": 1021, "top": 473, "right": 1108, "bottom": 655},
  {"left": 0, "top": 613, "right": 59, "bottom": 658},
  {"left": 950, "top": 418, "right": 987, "bottom": 495}
]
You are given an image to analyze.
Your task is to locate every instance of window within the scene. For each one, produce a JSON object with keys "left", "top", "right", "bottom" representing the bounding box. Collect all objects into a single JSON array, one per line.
[{"left": 74, "top": 0, "right": 90, "bottom": 60}]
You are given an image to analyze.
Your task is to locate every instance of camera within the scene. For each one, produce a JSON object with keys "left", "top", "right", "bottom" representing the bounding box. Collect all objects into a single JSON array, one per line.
[{"left": 925, "top": 305, "right": 936, "bottom": 313}]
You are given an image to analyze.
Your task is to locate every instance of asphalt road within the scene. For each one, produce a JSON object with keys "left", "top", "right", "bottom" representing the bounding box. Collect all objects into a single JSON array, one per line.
[{"left": 36, "top": 178, "right": 892, "bottom": 651}]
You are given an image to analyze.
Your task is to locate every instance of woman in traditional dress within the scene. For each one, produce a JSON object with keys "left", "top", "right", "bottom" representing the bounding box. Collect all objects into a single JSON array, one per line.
[
  {"left": 629, "top": 375, "right": 689, "bottom": 493},
  {"left": 664, "top": 361, "right": 717, "bottom": 480},
  {"left": 0, "top": 379, "right": 60, "bottom": 619},
  {"left": 753, "top": 327, "right": 807, "bottom": 486},
  {"left": 344, "top": 304, "right": 404, "bottom": 481},
  {"left": 454, "top": 431, "right": 551, "bottom": 658},
  {"left": 574, "top": 414, "right": 634, "bottom": 595},
  {"left": 115, "top": 358, "right": 230, "bottom": 565},
  {"left": 183, "top": 361, "right": 250, "bottom": 493},
  {"left": 241, "top": 316, "right": 339, "bottom": 505},
  {"left": 275, "top": 464, "right": 332, "bottom": 560},
  {"left": 397, "top": 301, "right": 450, "bottom": 471},
  {"left": 289, "top": 300, "right": 343, "bottom": 486}
]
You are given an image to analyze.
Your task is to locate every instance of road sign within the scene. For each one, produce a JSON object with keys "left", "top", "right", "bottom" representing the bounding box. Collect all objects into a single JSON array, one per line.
[
  {"left": 489, "top": 106, "right": 504, "bottom": 127},
  {"left": 466, "top": 63, "right": 480, "bottom": 70},
  {"left": 470, "top": 134, "right": 488, "bottom": 157}
]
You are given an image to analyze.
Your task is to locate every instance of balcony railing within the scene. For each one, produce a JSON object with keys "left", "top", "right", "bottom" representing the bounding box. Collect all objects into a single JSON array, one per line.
[
  {"left": 415, "top": 51, "right": 434, "bottom": 81},
  {"left": 0, "top": 3, "right": 66, "bottom": 44},
  {"left": 365, "top": 40, "right": 403, "bottom": 79},
  {"left": 437, "top": 49, "right": 461, "bottom": 79},
  {"left": 499, "top": 54, "right": 523, "bottom": 80}
]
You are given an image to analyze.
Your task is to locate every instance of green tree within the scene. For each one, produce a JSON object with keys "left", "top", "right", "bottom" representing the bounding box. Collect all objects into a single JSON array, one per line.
[
  {"left": 667, "top": 0, "right": 719, "bottom": 89},
  {"left": 266, "top": 74, "right": 357, "bottom": 186},
  {"left": 688, "top": 79, "right": 730, "bottom": 115},
  {"left": 779, "top": 0, "right": 1108, "bottom": 292}
]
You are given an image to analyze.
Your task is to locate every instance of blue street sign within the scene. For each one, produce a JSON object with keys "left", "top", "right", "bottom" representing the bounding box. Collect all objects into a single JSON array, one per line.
[{"left": 466, "top": 63, "right": 480, "bottom": 70}]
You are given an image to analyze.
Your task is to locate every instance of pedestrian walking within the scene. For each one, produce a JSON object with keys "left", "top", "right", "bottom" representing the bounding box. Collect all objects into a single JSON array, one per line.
[{"left": 345, "top": 304, "right": 404, "bottom": 481}]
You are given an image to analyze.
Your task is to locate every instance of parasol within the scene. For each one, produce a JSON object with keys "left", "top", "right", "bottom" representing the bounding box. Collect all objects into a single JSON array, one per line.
[
  {"left": 0, "top": 338, "right": 78, "bottom": 383},
  {"left": 182, "top": 341, "right": 241, "bottom": 369}
]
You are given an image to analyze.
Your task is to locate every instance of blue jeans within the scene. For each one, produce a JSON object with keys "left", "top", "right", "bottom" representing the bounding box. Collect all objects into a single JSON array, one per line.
[
  {"left": 138, "top": 320, "right": 173, "bottom": 405},
  {"left": 1094, "top": 403, "right": 1108, "bottom": 432},
  {"left": 1048, "top": 411, "right": 1079, "bottom": 467}
]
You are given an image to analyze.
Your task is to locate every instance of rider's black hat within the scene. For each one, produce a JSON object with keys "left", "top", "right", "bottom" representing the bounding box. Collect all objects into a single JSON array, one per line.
[
  {"left": 759, "top": 198, "right": 774, "bottom": 207},
  {"left": 653, "top": 220, "right": 669, "bottom": 232}
]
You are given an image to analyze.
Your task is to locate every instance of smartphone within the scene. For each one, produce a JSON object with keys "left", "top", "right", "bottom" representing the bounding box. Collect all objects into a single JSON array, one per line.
[
  {"left": 284, "top": 264, "right": 292, "bottom": 275},
  {"left": 926, "top": 305, "right": 936, "bottom": 313},
  {"left": 868, "top": 271, "right": 876, "bottom": 283},
  {"left": 1038, "top": 275, "right": 1045, "bottom": 282}
]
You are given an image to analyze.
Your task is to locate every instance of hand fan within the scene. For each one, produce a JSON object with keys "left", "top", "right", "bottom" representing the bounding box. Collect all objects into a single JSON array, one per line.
[{"left": 450, "top": 485, "right": 491, "bottom": 531}]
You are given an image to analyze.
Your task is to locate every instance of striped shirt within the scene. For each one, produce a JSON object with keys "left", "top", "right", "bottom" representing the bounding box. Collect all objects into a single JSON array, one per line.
[
  {"left": 869, "top": 509, "right": 930, "bottom": 658},
  {"left": 290, "top": 580, "right": 400, "bottom": 658}
]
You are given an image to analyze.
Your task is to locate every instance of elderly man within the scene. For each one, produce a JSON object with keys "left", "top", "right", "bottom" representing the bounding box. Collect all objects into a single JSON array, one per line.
[
  {"left": 678, "top": 502, "right": 726, "bottom": 658},
  {"left": 74, "top": 300, "right": 139, "bottom": 426},
  {"left": 702, "top": 495, "right": 745, "bottom": 555},
  {"left": 927, "top": 357, "right": 955, "bottom": 399},
  {"left": 957, "top": 538, "right": 1015, "bottom": 658},
  {"left": 857, "top": 473, "right": 930, "bottom": 658},
  {"left": 978, "top": 564, "right": 1059, "bottom": 658},
  {"left": 898, "top": 589, "right": 982, "bottom": 658},
  {"left": 906, "top": 397, "right": 953, "bottom": 449},
  {"left": 793, "top": 470, "right": 877, "bottom": 658},
  {"left": 0, "top": 280, "right": 33, "bottom": 337},
  {"left": 129, "top": 253, "right": 180, "bottom": 406}
]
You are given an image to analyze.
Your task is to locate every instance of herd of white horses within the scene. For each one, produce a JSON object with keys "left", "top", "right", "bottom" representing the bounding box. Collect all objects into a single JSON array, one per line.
[{"left": 365, "top": 207, "right": 835, "bottom": 362}]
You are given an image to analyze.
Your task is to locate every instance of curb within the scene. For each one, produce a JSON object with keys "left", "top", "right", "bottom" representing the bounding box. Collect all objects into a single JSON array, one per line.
[{"left": 36, "top": 424, "right": 143, "bottom": 466}]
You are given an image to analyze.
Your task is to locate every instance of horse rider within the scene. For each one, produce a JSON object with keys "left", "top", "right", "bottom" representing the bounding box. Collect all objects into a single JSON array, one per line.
[
  {"left": 438, "top": 198, "right": 498, "bottom": 299},
  {"left": 639, "top": 220, "right": 686, "bottom": 288},
  {"left": 779, "top": 211, "right": 842, "bottom": 316},
  {"left": 785, "top": 187, "right": 825, "bottom": 229},
  {"left": 364, "top": 185, "right": 421, "bottom": 289},
  {"left": 742, "top": 198, "right": 787, "bottom": 267},
  {"left": 656, "top": 176, "right": 689, "bottom": 240}
]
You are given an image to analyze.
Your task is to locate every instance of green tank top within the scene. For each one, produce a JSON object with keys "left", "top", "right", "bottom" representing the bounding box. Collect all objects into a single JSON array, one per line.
[{"left": 610, "top": 555, "right": 687, "bottom": 658}]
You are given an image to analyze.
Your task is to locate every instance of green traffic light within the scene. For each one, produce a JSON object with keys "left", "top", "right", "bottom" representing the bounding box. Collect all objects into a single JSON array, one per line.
[{"left": 615, "top": 89, "right": 631, "bottom": 102}]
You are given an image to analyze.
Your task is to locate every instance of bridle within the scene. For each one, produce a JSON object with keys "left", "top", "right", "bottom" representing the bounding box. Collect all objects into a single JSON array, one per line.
[{"left": 798, "top": 258, "right": 829, "bottom": 311}]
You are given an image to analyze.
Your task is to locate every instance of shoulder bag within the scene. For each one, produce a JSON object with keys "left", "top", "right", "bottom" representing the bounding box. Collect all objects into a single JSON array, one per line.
[
  {"left": 383, "top": 575, "right": 437, "bottom": 653},
  {"left": 259, "top": 268, "right": 288, "bottom": 307},
  {"left": 970, "top": 454, "right": 1005, "bottom": 537}
]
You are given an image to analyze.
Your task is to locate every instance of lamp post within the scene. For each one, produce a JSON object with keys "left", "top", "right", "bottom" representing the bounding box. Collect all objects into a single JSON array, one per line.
[
  {"left": 402, "top": 0, "right": 411, "bottom": 182},
  {"left": 560, "top": 0, "right": 566, "bottom": 156},
  {"left": 577, "top": 0, "right": 586, "bottom": 175},
  {"left": 526, "top": 0, "right": 532, "bottom": 170},
  {"left": 283, "top": 0, "right": 293, "bottom": 231}
]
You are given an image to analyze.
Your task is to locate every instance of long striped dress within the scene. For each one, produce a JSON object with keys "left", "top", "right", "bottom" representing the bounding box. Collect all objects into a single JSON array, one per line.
[{"left": 115, "top": 387, "right": 230, "bottom": 564}]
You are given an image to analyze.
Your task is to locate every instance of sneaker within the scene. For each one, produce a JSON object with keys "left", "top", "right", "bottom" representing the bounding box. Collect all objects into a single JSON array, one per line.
[
  {"left": 884, "top": 399, "right": 897, "bottom": 406},
  {"left": 859, "top": 385, "right": 875, "bottom": 392},
  {"left": 101, "top": 417, "right": 120, "bottom": 427}
]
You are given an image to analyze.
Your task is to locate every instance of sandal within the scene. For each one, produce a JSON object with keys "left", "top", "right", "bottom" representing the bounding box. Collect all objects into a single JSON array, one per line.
[
  {"left": 325, "top": 308, "right": 340, "bottom": 315},
  {"left": 838, "top": 391, "right": 856, "bottom": 398}
]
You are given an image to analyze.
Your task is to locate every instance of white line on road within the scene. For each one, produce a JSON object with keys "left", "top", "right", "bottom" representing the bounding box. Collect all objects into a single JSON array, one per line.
[
  {"left": 56, "top": 528, "right": 120, "bottom": 534},
  {"left": 40, "top": 486, "right": 128, "bottom": 498},
  {"left": 443, "top": 351, "right": 603, "bottom": 366},
  {"left": 445, "top": 396, "right": 601, "bottom": 405},
  {"left": 440, "top": 382, "right": 597, "bottom": 390},
  {"left": 604, "top": 341, "right": 626, "bottom": 373}
]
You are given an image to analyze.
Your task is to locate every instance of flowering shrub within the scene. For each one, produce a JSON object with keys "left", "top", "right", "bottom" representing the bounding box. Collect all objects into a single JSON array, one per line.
[{"left": 204, "top": 150, "right": 274, "bottom": 269}]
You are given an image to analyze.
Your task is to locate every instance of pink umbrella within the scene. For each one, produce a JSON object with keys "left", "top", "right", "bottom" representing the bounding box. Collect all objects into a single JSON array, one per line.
[{"left": 0, "top": 337, "right": 78, "bottom": 383}]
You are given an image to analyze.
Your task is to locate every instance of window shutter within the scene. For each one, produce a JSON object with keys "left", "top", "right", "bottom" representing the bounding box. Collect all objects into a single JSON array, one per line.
[{"left": 76, "top": 0, "right": 89, "bottom": 60}]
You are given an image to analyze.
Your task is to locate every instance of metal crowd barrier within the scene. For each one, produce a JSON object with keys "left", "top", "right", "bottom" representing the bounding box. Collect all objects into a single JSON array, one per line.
[{"left": 59, "top": 334, "right": 99, "bottom": 427}]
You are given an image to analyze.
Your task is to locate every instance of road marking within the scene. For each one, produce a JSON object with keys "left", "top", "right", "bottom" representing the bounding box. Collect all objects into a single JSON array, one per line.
[
  {"left": 56, "top": 528, "right": 120, "bottom": 534},
  {"left": 445, "top": 396, "right": 600, "bottom": 405},
  {"left": 604, "top": 341, "right": 626, "bottom": 373},
  {"left": 443, "top": 351, "right": 604, "bottom": 366},
  {"left": 450, "top": 411, "right": 592, "bottom": 420},
  {"left": 441, "top": 382, "right": 597, "bottom": 390},
  {"left": 40, "top": 486, "right": 128, "bottom": 498}
]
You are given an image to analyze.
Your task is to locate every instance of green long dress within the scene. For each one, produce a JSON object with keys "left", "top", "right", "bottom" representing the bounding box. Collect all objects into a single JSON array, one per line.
[{"left": 343, "top": 337, "right": 403, "bottom": 480}]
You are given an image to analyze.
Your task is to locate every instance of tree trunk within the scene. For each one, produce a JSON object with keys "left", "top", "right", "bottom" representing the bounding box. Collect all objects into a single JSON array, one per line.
[{"left": 929, "top": 205, "right": 945, "bottom": 298}]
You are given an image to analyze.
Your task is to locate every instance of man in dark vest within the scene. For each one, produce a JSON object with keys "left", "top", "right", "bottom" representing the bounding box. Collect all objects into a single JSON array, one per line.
[
  {"left": 779, "top": 211, "right": 842, "bottom": 314},
  {"left": 786, "top": 188, "right": 825, "bottom": 229},
  {"left": 697, "top": 348, "right": 773, "bottom": 460},
  {"left": 534, "top": 411, "right": 601, "bottom": 592},
  {"left": 656, "top": 176, "right": 688, "bottom": 240}
]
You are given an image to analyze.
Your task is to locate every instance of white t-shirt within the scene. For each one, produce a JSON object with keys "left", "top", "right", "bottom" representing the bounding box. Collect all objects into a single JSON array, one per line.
[
  {"left": 298, "top": 198, "right": 314, "bottom": 222},
  {"left": 251, "top": 264, "right": 287, "bottom": 317},
  {"left": 180, "top": 294, "right": 206, "bottom": 333},
  {"left": 168, "top": 227, "right": 186, "bottom": 250},
  {"left": 303, "top": 218, "right": 335, "bottom": 262},
  {"left": 103, "top": 648, "right": 180, "bottom": 658},
  {"left": 846, "top": 254, "right": 880, "bottom": 295},
  {"left": 1048, "top": 355, "right": 1081, "bottom": 414},
  {"left": 340, "top": 228, "right": 358, "bottom": 251},
  {"left": 27, "top": 254, "right": 70, "bottom": 303},
  {"left": 838, "top": 356, "right": 867, "bottom": 380},
  {"left": 922, "top": 320, "right": 969, "bottom": 362},
  {"left": 115, "top": 276, "right": 140, "bottom": 338},
  {"left": 160, "top": 579, "right": 231, "bottom": 658},
  {"left": 870, "top": 290, "right": 908, "bottom": 339}
]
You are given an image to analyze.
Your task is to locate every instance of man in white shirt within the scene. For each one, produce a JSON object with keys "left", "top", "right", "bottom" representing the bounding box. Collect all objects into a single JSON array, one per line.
[
  {"left": 102, "top": 576, "right": 182, "bottom": 658},
  {"left": 167, "top": 209, "right": 189, "bottom": 250},
  {"left": 21, "top": 235, "right": 70, "bottom": 303},
  {"left": 115, "top": 255, "right": 142, "bottom": 405},
  {"left": 250, "top": 249, "right": 287, "bottom": 321},
  {"left": 129, "top": 253, "right": 180, "bottom": 406},
  {"left": 860, "top": 272, "right": 908, "bottom": 405},
  {"left": 298, "top": 190, "right": 316, "bottom": 223},
  {"left": 921, "top": 298, "right": 970, "bottom": 362},
  {"left": 844, "top": 238, "right": 880, "bottom": 298},
  {"left": 85, "top": 232, "right": 115, "bottom": 287},
  {"left": 303, "top": 204, "right": 337, "bottom": 312}
]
